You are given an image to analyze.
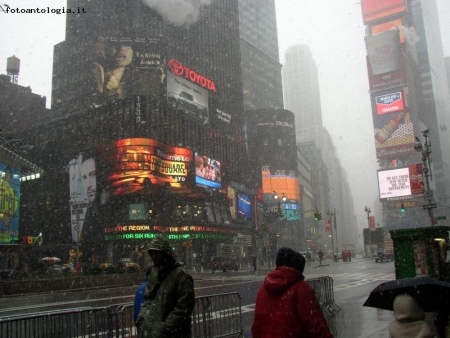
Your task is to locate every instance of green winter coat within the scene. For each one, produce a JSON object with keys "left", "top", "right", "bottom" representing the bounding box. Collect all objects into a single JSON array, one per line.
[{"left": 138, "top": 265, "right": 195, "bottom": 338}]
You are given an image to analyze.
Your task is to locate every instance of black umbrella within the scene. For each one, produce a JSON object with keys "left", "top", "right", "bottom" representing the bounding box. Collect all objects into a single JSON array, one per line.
[{"left": 363, "top": 276, "right": 450, "bottom": 312}]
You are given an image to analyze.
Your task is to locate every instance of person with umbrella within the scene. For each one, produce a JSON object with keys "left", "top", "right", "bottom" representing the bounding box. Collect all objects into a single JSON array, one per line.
[{"left": 388, "top": 294, "right": 437, "bottom": 338}]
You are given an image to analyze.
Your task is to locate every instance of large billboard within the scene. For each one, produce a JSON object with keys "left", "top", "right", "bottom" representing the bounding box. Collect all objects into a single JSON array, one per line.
[
  {"left": 361, "top": 0, "right": 407, "bottom": 24},
  {"left": 194, "top": 153, "right": 222, "bottom": 190},
  {"left": 371, "top": 87, "right": 415, "bottom": 159},
  {"left": 365, "top": 29, "right": 400, "bottom": 76},
  {"left": 167, "top": 71, "right": 210, "bottom": 125},
  {"left": 98, "top": 138, "right": 193, "bottom": 196},
  {"left": 261, "top": 168, "right": 300, "bottom": 202},
  {"left": 0, "top": 163, "right": 20, "bottom": 244},
  {"left": 90, "top": 37, "right": 165, "bottom": 105},
  {"left": 377, "top": 164, "right": 424, "bottom": 200},
  {"left": 366, "top": 44, "right": 407, "bottom": 92},
  {"left": 68, "top": 153, "right": 97, "bottom": 243}
]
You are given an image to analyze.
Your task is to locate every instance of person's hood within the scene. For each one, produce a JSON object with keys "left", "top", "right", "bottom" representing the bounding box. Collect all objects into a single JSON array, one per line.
[
  {"left": 147, "top": 236, "right": 176, "bottom": 260},
  {"left": 393, "top": 294, "right": 425, "bottom": 322},
  {"left": 263, "top": 266, "right": 304, "bottom": 294}
]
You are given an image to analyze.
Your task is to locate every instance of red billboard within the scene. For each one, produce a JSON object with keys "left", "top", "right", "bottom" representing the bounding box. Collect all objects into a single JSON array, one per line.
[
  {"left": 361, "top": 0, "right": 407, "bottom": 24},
  {"left": 98, "top": 138, "right": 193, "bottom": 196},
  {"left": 375, "top": 91, "right": 404, "bottom": 115}
]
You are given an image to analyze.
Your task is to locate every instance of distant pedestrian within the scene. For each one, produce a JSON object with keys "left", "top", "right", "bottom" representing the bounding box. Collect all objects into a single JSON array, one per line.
[
  {"left": 252, "top": 247, "right": 333, "bottom": 338},
  {"left": 318, "top": 250, "right": 323, "bottom": 266},
  {"left": 134, "top": 263, "right": 154, "bottom": 333},
  {"left": 137, "top": 236, "right": 195, "bottom": 338},
  {"left": 388, "top": 294, "right": 436, "bottom": 338},
  {"left": 252, "top": 256, "right": 257, "bottom": 271}
]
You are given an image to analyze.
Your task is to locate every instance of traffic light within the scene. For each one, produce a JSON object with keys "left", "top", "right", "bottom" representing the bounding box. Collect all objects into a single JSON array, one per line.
[
  {"left": 314, "top": 211, "right": 322, "bottom": 221},
  {"left": 400, "top": 203, "right": 405, "bottom": 212}
]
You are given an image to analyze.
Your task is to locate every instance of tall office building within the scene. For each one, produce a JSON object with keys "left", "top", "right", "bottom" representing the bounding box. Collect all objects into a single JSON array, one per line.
[
  {"left": 20, "top": 0, "right": 260, "bottom": 266},
  {"left": 282, "top": 44, "right": 357, "bottom": 248},
  {"left": 238, "top": 0, "right": 283, "bottom": 110},
  {"left": 410, "top": 0, "right": 450, "bottom": 211},
  {"left": 282, "top": 44, "right": 323, "bottom": 130}
]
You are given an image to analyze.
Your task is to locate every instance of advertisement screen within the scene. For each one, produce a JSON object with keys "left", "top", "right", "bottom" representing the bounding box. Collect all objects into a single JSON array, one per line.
[
  {"left": 261, "top": 167, "right": 300, "bottom": 202},
  {"left": 371, "top": 87, "right": 415, "bottom": 159},
  {"left": 98, "top": 138, "right": 193, "bottom": 196},
  {"left": 195, "top": 153, "right": 222, "bottom": 189},
  {"left": 68, "top": 153, "right": 97, "bottom": 242},
  {"left": 167, "top": 71, "right": 210, "bottom": 125},
  {"left": 371, "top": 19, "right": 405, "bottom": 43},
  {"left": 365, "top": 29, "right": 400, "bottom": 76},
  {"left": 377, "top": 165, "right": 424, "bottom": 200},
  {"left": 366, "top": 45, "right": 406, "bottom": 92},
  {"left": 375, "top": 91, "right": 404, "bottom": 115},
  {"left": 361, "top": 0, "right": 407, "bottom": 24},
  {"left": 0, "top": 163, "right": 20, "bottom": 244},
  {"left": 89, "top": 37, "right": 165, "bottom": 105},
  {"left": 237, "top": 193, "right": 252, "bottom": 220}
]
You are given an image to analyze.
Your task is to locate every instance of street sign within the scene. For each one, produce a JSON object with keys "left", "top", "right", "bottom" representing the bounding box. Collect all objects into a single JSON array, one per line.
[
  {"left": 436, "top": 216, "right": 447, "bottom": 220},
  {"left": 423, "top": 204, "right": 437, "bottom": 209}
]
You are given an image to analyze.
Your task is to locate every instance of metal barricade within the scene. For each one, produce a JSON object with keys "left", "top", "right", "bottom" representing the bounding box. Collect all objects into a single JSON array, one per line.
[
  {"left": 192, "top": 292, "right": 243, "bottom": 338},
  {"left": 0, "top": 293, "right": 243, "bottom": 338},
  {"left": 306, "top": 276, "right": 341, "bottom": 316},
  {"left": 114, "top": 293, "right": 243, "bottom": 338},
  {"left": 0, "top": 307, "right": 113, "bottom": 338}
]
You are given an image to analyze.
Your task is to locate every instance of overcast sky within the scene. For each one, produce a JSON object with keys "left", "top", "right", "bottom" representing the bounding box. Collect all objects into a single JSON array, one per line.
[{"left": 1, "top": 0, "right": 449, "bottom": 235}]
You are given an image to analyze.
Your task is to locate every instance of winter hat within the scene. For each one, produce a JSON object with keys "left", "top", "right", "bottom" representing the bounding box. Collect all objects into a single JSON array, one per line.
[
  {"left": 276, "top": 247, "right": 305, "bottom": 273},
  {"left": 147, "top": 236, "right": 176, "bottom": 261}
]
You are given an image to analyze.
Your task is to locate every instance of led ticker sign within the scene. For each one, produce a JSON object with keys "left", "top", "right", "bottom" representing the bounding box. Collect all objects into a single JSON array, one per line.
[
  {"left": 168, "top": 59, "right": 217, "bottom": 93},
  {"left": 103, "top": 224, "right": 237, "bottom": 241}
]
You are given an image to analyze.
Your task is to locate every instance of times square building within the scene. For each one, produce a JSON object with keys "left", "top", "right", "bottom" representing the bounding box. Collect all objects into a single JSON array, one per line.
[{"left": 19, "top": 0, "right": 255, "bottom": 267}]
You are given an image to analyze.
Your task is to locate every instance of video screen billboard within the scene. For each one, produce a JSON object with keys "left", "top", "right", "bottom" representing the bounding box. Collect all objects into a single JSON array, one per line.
[
  {"left": 361, "top": 0, "right": 407, "bottom": 24},
  {"left": 195, "top": 153, "right": 222, "bottom": 190},
  {"left": 98, "top": 138, "right": 193, "bottom": 196},
  {"left": 237, "top": 192, "right": 252, "bottom": 220},
  {"left": 261, "top": 167, "right": 300, "bottom": 202},
  {"left": 377, "top": 164, "right": 424, "bottom": 200},
  {"left": 0, "top": 163, "right": 20, "bottom": 244},
  {"left": 365, "top": 29, "right": 400, "bottom": 76}
]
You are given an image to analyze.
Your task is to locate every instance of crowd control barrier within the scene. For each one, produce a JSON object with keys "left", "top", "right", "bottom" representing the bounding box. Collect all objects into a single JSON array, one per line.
[
  {"left": 306, "top": 276, "right": 341, "bottom": 316},
  {"left": 0, "top": 293, "right": 243, "bottom": 338},
  {"left": 0, "top": 307, "right": 113, "bottom": 338}
]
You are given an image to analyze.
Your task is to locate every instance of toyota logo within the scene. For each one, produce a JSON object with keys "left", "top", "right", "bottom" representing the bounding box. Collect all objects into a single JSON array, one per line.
[{"left": 168, "top": 59, "right": 184, "bottom": 76}]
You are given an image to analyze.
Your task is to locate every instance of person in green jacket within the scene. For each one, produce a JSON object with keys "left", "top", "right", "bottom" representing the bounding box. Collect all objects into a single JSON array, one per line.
[{"left": 137, "top": 236, "right": 195, "bottom": 338}]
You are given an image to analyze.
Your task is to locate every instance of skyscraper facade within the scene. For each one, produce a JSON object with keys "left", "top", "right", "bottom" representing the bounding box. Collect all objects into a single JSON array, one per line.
[{"left": 238, "top": 0, "right": 283, "bottom": 110}]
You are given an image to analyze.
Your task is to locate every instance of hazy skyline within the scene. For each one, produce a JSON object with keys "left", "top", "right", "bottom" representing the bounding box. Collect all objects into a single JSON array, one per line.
[{"left": 1, "top": 0, "right": 449, "bottom": 235}]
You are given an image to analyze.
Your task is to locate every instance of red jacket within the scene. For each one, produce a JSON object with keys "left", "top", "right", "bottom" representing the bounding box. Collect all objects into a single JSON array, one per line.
[{"left": 251, "top": 266, "right": 333, "bottom": 338}]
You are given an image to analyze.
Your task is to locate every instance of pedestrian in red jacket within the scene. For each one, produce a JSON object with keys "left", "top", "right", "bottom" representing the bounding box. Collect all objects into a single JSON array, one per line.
[{"left": 252, "top": 247, "right": 333, "bottom": 338}]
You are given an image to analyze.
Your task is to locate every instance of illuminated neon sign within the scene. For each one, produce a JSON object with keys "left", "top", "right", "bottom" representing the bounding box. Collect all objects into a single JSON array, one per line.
[
  {"left": 168, "top": 59, "right": 217, "bottom": 93},
  {"left": 104, "top": 232, "right": 234, "bottom": 241},
  {"left": 104, "top": 225, "right": 237, "bottom": 235}
]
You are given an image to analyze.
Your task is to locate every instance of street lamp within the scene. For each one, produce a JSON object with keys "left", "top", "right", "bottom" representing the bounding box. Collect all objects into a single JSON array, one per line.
[
  {"left": 364, "top": 206, "right": 372, "bottom": 257},
  {"left": 273, "top": 191, "right": 287, "bottom": 217},
  {"left": 414, "top": 129, "right": 435, "bottom": 226}
]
